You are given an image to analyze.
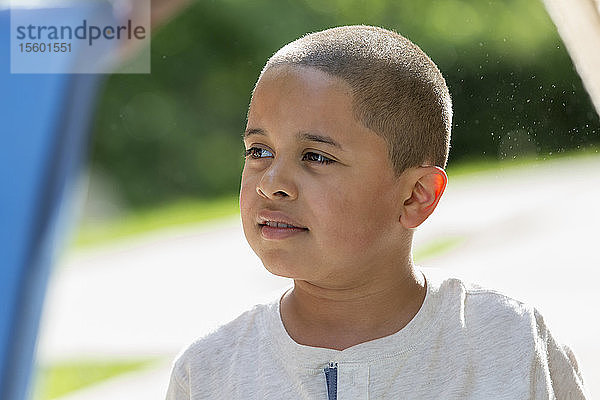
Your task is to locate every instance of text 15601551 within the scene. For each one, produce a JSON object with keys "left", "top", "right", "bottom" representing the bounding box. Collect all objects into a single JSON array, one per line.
[{"left": 19, "top": 42, "right": 72, "bottom": 53}]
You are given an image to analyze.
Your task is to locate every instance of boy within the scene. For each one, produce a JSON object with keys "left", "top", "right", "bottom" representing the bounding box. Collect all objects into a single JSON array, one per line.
[{"left": 166, "top": 25, "right": 586, "bottom": 399}]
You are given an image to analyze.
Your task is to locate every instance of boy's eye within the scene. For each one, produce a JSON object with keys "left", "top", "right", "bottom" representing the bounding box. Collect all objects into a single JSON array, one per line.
[
  {"left": 244, "top": 147, "right": 273, "bottom": 159},
  {"left": 302, "top": 152, "right": 335, "bottom": 165}
]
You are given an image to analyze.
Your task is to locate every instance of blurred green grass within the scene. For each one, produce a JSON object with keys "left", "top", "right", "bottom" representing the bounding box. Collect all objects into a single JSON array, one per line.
[
  {"left": 32, "top": 359, "right": 156, "bottom": 400},
  {"left": 73, "top": 195, "right": 239, "bottom": 248},
  {"left": 413, "top": 236, "right": 466, "bottom": 263},
  {"left": 446, "top": 146, "right": 599, "bottom": 178}
]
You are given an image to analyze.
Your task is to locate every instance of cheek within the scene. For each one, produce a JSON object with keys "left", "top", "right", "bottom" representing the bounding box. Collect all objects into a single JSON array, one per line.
[{"left": 313, "top": 184, "right": 397, "bottom": 250}]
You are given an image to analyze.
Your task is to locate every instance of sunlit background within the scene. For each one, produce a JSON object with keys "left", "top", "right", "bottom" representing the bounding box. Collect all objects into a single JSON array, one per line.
[{"left": 30, "top": 0, "right": 600, "bottom": 399}]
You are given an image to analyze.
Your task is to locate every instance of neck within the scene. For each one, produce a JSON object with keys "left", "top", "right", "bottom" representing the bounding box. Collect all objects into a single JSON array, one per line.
[{"left": 280, "top": 261, "right": 426, "bottom": 351}]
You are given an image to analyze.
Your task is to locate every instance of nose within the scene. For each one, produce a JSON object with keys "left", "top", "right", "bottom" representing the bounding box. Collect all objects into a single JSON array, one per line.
[{"left": 256, "top": 159, "right": 298, "bottom": 200}]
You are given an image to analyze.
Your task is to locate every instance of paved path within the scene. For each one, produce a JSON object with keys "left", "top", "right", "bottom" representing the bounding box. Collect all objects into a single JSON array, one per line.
[{"left": 38, "top": 154, "right": 600, "bottom": 399}]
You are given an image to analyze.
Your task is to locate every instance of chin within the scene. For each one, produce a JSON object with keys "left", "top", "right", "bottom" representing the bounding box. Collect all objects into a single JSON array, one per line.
[
  {"left": 257, "top": 252, "right": 307, "bottom": 280},
  {"left": 261, "top": 263, "right": 296, "bottom": 279}
]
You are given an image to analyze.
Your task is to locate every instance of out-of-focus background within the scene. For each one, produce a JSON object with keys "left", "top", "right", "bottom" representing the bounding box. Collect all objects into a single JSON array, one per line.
[{"left": 20, "top": 0, "right": 600, "bottom": 399}]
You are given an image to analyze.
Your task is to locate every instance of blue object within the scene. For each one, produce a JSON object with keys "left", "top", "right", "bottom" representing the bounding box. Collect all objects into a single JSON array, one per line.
[
  {"left": 324, "top": 361, "right": 338, "bottom": 400},
  {"left": 0, "top": 6, "right": 103, "bottom": 400}
]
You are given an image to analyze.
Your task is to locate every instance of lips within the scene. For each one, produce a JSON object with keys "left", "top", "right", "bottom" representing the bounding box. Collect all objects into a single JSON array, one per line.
[
  {"left": 257, "top": 210, "right": 308, "bottom": 230},
  {"left": 257, "top": 210, "right": 308, "bottom": 239}
]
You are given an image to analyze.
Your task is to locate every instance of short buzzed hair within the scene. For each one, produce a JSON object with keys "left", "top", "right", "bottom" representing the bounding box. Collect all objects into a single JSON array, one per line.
[{"left": 257, "top": 25, "right": 452, "bottom": 175}]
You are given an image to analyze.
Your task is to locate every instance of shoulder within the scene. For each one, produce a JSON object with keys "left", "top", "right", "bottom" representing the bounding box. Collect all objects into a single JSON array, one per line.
[
  {"left": 426, "top": 268, "right": 537, "bottom": 328},
  {"left": 424, "top": 268, "right": 546, "bottom": 355},
  {"left": 169, "top": 300, "right": 276, "bottom": 383},
  {"left": 461, "top": 280, "right": 535, "bottom": 331},
  {"left": 166, "top": 296, "right": 289, "bottom": 399}
]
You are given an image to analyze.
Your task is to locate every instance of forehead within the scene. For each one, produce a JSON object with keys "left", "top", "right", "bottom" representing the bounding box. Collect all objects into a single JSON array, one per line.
[
  {"left": 252, "top": 65, "right": 353, "bottom": 104},
  {"left": 247, "top": 66, "right": 370, "bottom": 146}
]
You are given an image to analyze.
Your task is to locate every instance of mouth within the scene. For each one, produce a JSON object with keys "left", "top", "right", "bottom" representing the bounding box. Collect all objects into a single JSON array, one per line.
[{"left": 257, "top": 213, "right": 309, "bottom": 240}]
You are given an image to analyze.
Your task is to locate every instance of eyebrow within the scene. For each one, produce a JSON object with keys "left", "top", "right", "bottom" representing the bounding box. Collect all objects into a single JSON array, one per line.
[
  {"left": 243, "top": 128, "right": 266, "bottom": 139},
  {"left": 243, "top": 128, "right": 343, "bottom": 150},
  {"left": 298, "top": 132, "right": 343, "bottom": 150}
]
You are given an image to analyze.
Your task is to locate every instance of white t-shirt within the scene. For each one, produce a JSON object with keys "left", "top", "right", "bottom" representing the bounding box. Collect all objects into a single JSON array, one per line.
[{"left": 166, "top": 268, "right": 587, "bottom": 399}]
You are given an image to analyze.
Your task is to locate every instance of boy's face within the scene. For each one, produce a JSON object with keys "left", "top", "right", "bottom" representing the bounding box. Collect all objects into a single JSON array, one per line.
[{"left": 240, "top": 66, "right": 408, "bottom": 287}]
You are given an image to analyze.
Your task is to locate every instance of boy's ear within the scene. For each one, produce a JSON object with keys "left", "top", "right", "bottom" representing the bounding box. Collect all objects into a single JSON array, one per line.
[{"left": 399, "top": 166, "right": 447, "bottom": 229}]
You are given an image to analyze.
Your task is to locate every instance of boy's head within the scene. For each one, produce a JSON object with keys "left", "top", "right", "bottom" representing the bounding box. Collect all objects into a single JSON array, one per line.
[{"left": 240, "top": 26, "right": 451, "bottom": 284}]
